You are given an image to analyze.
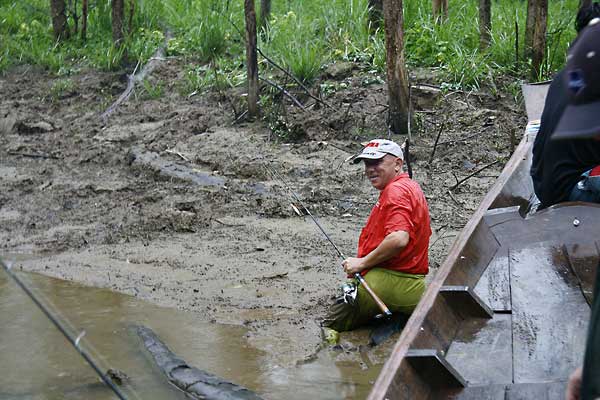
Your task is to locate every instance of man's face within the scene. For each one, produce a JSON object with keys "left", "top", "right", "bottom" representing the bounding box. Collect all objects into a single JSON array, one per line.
[{"left": 363, "top": 154, "right": 403, "bottom": 190}]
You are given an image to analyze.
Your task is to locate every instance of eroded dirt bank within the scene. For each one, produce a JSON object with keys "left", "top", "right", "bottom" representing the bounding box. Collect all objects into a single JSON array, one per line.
[{"left": 0, "top": 60, "right": 526, "bottom": 367}]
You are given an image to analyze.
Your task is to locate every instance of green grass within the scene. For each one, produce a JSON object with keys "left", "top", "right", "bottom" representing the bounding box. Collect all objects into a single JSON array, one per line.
[
  {"left": 0, "top": 0, "right": 581, "bottom": 89},
  {"left": 182, "top": 56, "right": 246, "bottom": 94},
  {"left": 49, "top": 77, "right": 74, "bottom": 100},
  {"left": 138, "top": 78, "right": 164, "bottom": 99}
]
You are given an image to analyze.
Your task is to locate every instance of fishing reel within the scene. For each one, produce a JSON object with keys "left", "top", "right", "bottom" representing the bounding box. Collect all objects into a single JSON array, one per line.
[{"left": 340, "top": 282, "right": 357, "bottom": 305}]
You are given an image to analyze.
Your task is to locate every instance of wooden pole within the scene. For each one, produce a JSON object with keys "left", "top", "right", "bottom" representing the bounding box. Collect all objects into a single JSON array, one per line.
[
  {"left": 383, "top": 0, "right": 409, "bottom": 135},
  {"left": 111, "top": 0, "right": 125, "bottom": 46},
  {"left": 514, "top": 16, "right": 519, "bottom": 69},
  {"left": 531, "top": 0, "right": 547, "bottom": 79},
  {"left": 525, "top": 0, "right": 534, "bottom": 59},
  {"left": 245, "top": 0, "right": 259, "bottom": 118},
  {"left": 479, "top": 0, "right": 491, "bottom": 49},
  {"left": 81, "top": 0, "right": 88, "bottom": 41},
  {"left": 71, "top": 0, "right": 80, "bottom": 36},
  {"left": 525, "top": 0, "right": 547, "bottom": 79},
  {"left": 50, "top": 0, "right": 69, "bottom": 40},
  {"left": 432, "top": 0, "right": 448, "bottom": 22},
  {"left": 128, "top": 0, "right": 135, "bottom": 35}
]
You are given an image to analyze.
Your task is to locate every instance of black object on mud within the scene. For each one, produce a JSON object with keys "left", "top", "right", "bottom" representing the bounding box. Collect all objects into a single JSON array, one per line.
[
  {"left": 368, "top": 312, "right": 410, "bottom": 347},
  {"left": 136, "top": 325, "right": 264, "bottom": 400}
]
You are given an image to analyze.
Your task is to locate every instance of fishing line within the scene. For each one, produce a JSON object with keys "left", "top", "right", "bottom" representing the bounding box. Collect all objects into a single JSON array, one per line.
[
  {"left": 262, "top": 161, "right": 345, "bottom": 259},
  {"left": 0, "top": 259, "right": 130, "bottom": 400},
  {"left": 260, "top": 161, "right": 392, "bottom": 316}
]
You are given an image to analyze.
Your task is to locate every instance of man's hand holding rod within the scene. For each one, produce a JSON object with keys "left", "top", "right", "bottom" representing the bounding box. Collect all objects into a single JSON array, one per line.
[{"left": 342, "top": 231, "right": 410, "bottom": 275}]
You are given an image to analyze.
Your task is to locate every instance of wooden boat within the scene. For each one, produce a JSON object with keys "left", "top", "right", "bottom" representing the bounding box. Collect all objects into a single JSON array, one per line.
[{"left": 368, "top": 82, "right": 600, "bottom": 400}]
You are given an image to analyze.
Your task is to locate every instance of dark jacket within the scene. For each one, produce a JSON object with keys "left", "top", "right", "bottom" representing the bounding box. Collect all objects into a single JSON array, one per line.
[{"left": 531, "top": 70, "right": 600, "bottom": 207}]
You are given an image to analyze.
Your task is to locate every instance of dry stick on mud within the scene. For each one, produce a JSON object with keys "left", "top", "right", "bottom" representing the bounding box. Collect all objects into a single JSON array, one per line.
[
  {"left": 259, "top": 77, "right": 306, "bottom": 110},
  {"left": 165, "top": 149, "right": 189, "bottom": 162},
  {"left": 449, "top": 159, "right": 501, "bottom": 192},
  {"left": 325, "top": 140, "right": 358, "bottom": 158},
  {"left": 340, "top": 102, "right": 352, "bottom": 133},
  {"left": 211, "top": 217, "right": 244, "bottom": 227},
  {"left": 100, "top": 31, "right": 172, "bottom": 120},
  {"left": 437, "top": 130, "right": 481, "bottom": 146},
  {"left": 428, "top": 121, "right": 445, "bottom": 165},
  {"left": 446, "top": 189, "right": 462, "bottom": 206},
  {"left": 256, "top": 48, "right": 333, "bottom": 109},
  {"left": 8, "top": 151, "right": 59, "bottom": 160},
  {"left": 233, "top": 110, "right": 249, "bottom": 125}
]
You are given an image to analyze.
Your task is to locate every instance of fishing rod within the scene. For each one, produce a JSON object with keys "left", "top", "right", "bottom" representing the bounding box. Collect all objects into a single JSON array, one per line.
[
  {"left": 387, "top": 127, "right": 412, "bottom": 179},
  {"left": 0, "top": 259, "right": 129, "bottom": 400},
  {"left": 263, "top": 163, "right": 392, "bottom": 317}
]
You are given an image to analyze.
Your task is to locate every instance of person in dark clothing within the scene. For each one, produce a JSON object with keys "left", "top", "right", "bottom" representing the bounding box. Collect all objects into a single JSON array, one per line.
[
  {"left": 530, "top": 3, "right": 600, "bottom": 208},
  {"left": 553, "top": 20, "right": 600, "bottom": 400}
]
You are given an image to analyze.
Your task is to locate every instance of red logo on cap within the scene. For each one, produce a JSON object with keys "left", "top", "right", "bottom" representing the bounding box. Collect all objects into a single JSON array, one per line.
[{"left": 366, "top": 142, "right": 380, "bottom": 148}]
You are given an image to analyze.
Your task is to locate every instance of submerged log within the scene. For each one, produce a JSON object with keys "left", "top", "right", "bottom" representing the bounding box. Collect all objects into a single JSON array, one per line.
[
  {"left": 127, "top": 147, "right": 225, "bottom": 188},
  {"left": 137, "top": 325, "right": 263, "bottom": 400}
]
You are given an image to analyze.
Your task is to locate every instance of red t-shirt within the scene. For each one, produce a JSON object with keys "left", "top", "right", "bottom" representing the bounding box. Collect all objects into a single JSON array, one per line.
[{"left": 357, "top": 173, "right": 431, "bottom": 275}]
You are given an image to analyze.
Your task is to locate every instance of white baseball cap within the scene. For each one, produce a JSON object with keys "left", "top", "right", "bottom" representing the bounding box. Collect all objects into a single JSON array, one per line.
[{"left": 351, "top": 139, "right": 404, "bottom": 164}]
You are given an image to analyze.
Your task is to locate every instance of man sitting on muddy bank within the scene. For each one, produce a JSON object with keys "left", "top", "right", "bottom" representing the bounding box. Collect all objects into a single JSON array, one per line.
[{"left": 323, "top": 139, "right": 431, "bottom": 333}]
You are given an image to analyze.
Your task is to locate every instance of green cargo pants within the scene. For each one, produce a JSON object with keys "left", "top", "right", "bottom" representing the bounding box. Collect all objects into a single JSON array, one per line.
[{"left": 322, "top": 268, "right": 426, "bottom": 332}]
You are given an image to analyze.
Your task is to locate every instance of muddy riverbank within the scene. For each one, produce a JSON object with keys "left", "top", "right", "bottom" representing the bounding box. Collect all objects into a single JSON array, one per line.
[{"left": 0, "top": 60, "right": 527, "bottom": 384}]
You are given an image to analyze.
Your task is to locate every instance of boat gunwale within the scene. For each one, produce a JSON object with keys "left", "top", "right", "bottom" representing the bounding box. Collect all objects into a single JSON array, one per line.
[{"left": 368, "top": 131, "right": 535, "bottom": 400}]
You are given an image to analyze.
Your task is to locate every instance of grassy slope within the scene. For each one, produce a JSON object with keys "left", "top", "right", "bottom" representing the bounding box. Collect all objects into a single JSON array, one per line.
[{"left": 0, "top": 0, "right": 579, "bottom": 89}]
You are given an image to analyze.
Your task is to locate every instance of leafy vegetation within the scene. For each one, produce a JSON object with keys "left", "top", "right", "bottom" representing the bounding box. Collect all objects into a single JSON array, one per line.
[
  {"left": 49, "top": 77, "right": 74, "bottom": 101},
  {"left": 0, "top": 0, "right": 580, "bottom": 89}
]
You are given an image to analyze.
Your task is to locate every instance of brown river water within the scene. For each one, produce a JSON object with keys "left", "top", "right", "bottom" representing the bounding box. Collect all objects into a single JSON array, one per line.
[{"left": 0, "top": 270, "right": 382, "bottom": 400}]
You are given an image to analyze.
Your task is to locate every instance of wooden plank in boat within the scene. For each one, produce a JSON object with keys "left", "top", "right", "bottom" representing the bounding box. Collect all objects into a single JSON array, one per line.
[
  {"left": 490, "top": 204, "right": 600, "bottom": 247},
  {"left": 445, "top": 381, "right": 566, "bottom": 400},
  {"left": 405, "top": 349, "right": 466, "bottom": 389},
  {"left": 521, "top": 82, "right": 550, "bottom": 121},
  {"left": 443, "top": 221, "right": 499, "bottom": 288},
  {"left": 565, "top": 242, "right": 599, "bottom": 306},
  {"left": 444, "top": 384, "right": 506, "bottom": 399},
  {"left": 510, "top": 244, "right": 589, "bottom": 383},
  {"left": 504, "top": 380, "right": 568, "bottom": 399},
  {"left": 445, "top": 314, "right": 512, "bottom": 386},
  {"left": 439, "top": 286, "right": 493, "bottom": 319},
  {"left": 474, "top": 248, "right": 511, "bottom": 312}
]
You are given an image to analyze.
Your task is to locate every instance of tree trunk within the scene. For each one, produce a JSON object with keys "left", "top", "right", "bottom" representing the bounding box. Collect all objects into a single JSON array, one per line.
[
  {"left": 259, "top": 0, "right": 271, "bottom": 29},
  {"left": 432, "top": 0, "right": 448, "bottom": 22},
  {"left": 368, "top": 0, "right": 383, "bottom": 30},
  {"left": 383, "top": 0, "right": 409, "bottom": 135},
  {"left": 479, "top": 0, "right": 491, "bottom": 49},
  {"left": 81, "top": 0, "right": 88, "bottom": 41},
  {"left": 71, "top": 0, "right": 79, "bottom": 36},
  {"left": 50, "top": 0, "right": 69, "bottom": 40},
  {"left": 128, "top": 0, "right": 135, "bottom": 35},
  {"left": 530, "top": 0, "right": 547, "bottom": 79},
  {"left": 524, "top": 0, "right": 535, "bottom": 60},
  {"left": 245, "top": 0, "right": 259, "bottom": 118},
  {"left": 525, "top": 0, "right": 547, "bottom": 79},
  {"left": 112, "top": 0, "right": 125, "bottom": 46}
]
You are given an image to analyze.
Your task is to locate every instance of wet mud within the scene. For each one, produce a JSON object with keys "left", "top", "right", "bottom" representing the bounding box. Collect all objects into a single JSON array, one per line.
[{"left": 0, "top": 60, "right": 527, "bottom": 385}]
